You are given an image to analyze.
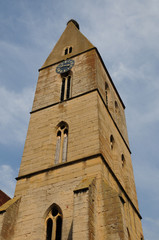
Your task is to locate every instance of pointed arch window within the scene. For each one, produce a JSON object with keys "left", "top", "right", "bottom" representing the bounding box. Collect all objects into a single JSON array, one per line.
[
  {"left": 46, "top": 205, "right": 62, "bottom": 240},
  {"left": 55, "top": 122, "right": 68, "bottom": 164},
  {"left": 60, "top": 75, "right": 71, "bottom": 101}
]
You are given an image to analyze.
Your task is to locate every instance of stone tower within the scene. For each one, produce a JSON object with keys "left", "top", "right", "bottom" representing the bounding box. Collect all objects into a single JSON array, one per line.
[{"left": 0, "top": 20, "right": 144, "bottom": 240}]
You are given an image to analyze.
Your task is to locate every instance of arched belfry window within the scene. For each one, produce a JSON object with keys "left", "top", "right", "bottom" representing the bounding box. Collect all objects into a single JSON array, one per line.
[
  {"left": 46, "top": 204, "right": 62, "bottom": 240},
  {"left": 69, "top": 46, "right": 72, "bottom": 53},
  {"left": 64, "top": 48, "right": 68, "bottom": 55},
  {"left": 55, "top": 122, "right": 68, "bottom": 164},
  {"left": 64, "top": 46, "right": 73, "bottom": 55},
  {"left": 60, "top": 75, "right": 71, "bottom": 101}
]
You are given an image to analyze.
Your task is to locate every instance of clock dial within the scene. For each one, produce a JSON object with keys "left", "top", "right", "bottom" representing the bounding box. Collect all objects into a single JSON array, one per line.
[{"left": 56, "top": 59, "right": 75, "bottom": 74}]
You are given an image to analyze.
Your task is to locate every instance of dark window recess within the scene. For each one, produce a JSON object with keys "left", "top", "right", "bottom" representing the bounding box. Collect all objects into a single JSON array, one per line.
[
  {"left": 110, "top": 134, "right": 114, "bottom": 149},
  {"left": 69, "top": 47, "right": 72, "bottom": 53},
  {"left": 56, "top": 216, "right": 62, "bottom": 240},
  {"left": 52, "top": 207, "right": 58, "bottom": 217},
  {"left": 46, "top": 218, "right": 53, "bottom": 240},
  {"left": 61, "top": 125, "right": 65, "bottom": 130},
  {"left": 60, "top": 78, "right": 65, "bottom": 101},
  {"left": 64, "top": 128, "right": 68, "bottom": 135},
  {"left": 110, "top": 135, "right": 114, "bottom": 143},
  {"left": 57, "top": 130, "right": 61, "bottom": 137},
  {"left": 66, "top": 76, "right": 71, "bottom": 99},
  {"left": 65, "top": 48, "right": 68, "bottom": 55},
  {"left": 121, "top": 154, "right": 125, "bottom": 166}
]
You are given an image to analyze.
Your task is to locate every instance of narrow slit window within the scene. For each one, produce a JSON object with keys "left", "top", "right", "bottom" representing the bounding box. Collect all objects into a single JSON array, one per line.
[
  {"left": 56, "top": 216, "right": 62, "bottom": 240},
  {"left": 110, "top": 134, "right": 114, "bottom": 149},
  {"left": 121, "top": 154, "right": 125, "bottom": 166},
  {"left": 66, "top": 76, "right": 71, "bottom": 99},
  {"left": 55, "top": 122, "right": 68, "bottom": 164},
  {"left": 60, "top": 76, "right": 71, "bottom": 101},
  {"left": 62, "top": 128, "right": 68, "bottom": 163},
  {"left": 64, "top": 48, "right": 68, "bottom": 55},
  {"left": 115, "top": 101, "right": 119, "bottom": 113},
  {"left": 46, "top": 218, "right": 53, "bottom": 240},
  {"left": 55, "top": 131, "right": 61, "bottom": 164},
  {"left": 60, "top": 78, "right": 65, "bottom": 101},
  {"left": 69, "top": 47, "right": 72, "bottom": 53}
]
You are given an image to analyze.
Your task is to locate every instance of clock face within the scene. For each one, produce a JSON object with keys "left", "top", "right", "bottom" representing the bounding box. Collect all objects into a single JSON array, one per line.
[{"left": 56, "top": 59, "right": 75, "bottom": 74}]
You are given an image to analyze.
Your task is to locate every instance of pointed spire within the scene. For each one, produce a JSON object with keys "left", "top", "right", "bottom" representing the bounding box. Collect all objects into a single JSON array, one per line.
[{"left": 40, "top": 20, "right": 95, "bottom": 70}]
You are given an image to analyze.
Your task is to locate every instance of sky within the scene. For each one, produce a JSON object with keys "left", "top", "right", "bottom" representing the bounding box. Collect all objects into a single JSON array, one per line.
[{"left": 0, "top": 0, "right": 159, "bottom": 239}]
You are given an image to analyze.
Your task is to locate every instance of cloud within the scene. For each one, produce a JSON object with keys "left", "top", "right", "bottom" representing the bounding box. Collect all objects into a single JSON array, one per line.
[
  {"left": 0, "top": 165, "right": 16, "bottom": 197},
  {"left": 143, "top": 217, "right": 159, "bottom": 240},
  {"left": 0, "top": 85, "right": 34, "bottom": 145}
]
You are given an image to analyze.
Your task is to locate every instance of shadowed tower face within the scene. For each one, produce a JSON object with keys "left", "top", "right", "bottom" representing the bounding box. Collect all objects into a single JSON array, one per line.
[{"left": 0, "top": 20, "right": 144, "bottom": 240}]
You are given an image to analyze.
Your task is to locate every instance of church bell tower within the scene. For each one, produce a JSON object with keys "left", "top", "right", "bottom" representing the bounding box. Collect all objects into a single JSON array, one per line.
[{"left": 0, "top": 20, "right": 144, "bottom": 240}]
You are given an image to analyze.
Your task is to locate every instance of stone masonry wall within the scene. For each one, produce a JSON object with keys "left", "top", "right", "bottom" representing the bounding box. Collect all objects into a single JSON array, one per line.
[
  {"left": 32, "top": 50, "right": 96, "bottom": 112},
  {"left": 13, "top": 157, "right": 143, "bottom": 240},
  {"left": 95, "top": 50, "right": 129, "bottom": 146},
  {"left": 18, "top": 91, "right": 99, "bottom": 177},
  {"left": 97, "top": 94, "right": 138, "bottom": 210},
  {"left": 0, "top": 199, "right": 20, "bottom": 240}
]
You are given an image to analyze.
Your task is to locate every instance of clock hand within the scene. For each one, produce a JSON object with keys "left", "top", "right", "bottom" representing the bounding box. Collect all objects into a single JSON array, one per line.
[
  {"left": 60, "top": 65, "right": 70, "bottom": 69},
  {"left": 60, "top": 66, "right": 69, "bottom": 69}
]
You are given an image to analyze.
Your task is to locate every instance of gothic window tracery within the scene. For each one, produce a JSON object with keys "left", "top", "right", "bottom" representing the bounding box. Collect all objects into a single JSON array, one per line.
[
  {"left": 46, "top": 205, "right": 62, "bottom": 240},
  {"left": 55, "top": 122, "right": 68, "bottom": 164}
]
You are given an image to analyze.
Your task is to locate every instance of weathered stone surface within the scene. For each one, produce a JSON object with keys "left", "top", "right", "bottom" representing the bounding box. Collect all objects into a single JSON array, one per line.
[{"left": 0, "top": 21, "right": 144, "bottom": 240}]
